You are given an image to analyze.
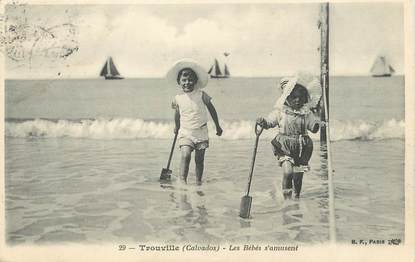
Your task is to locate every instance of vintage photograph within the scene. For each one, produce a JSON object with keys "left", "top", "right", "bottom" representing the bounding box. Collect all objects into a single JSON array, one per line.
[{"left": 1, "top": 0, "right": 412, "bottom": 260}]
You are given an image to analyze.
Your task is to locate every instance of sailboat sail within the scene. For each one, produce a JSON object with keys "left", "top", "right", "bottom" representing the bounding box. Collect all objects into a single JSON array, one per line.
[
  {"left": 370, "top": 56, "right": 394, "bottom": 77},
  {"left": 109, "top": 57, "right": 121, "bottom": 76},
  {"left": 100, "top": 57, "right": 123, "bottom": 80},
  {"left": 224, "top": 64, "right": 230, "bottom": 76},
  {"left": 214, "top": 59, "right": 222, "bottom": 76},
  {"left": 100, "top": 61, "right": 108, "bottom": 76},
  {"left": 209, "top": 58, "right": 230, "bottom": 78}
]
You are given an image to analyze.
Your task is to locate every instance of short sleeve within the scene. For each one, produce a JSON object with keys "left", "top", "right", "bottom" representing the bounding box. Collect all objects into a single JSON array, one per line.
[
  {"left": 202, "top": 91, "right": 212, "bottom": 105},
  {"left": 171, "top": 96, "right": 178, "bottom": 110},
  {"left": 306, "top": 112, "right": 320, "bottom": 131}
]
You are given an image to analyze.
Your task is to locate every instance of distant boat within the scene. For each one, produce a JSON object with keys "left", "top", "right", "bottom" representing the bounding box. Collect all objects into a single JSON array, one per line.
[
  {"left": 100, "top": 57, "right": 124, "bottom": 80},
  {"left": 208, "top": 59, "right": 230, "bottom": 79},
  {"left": 370, "top": 56, "right": 395, "bottom": 77}
]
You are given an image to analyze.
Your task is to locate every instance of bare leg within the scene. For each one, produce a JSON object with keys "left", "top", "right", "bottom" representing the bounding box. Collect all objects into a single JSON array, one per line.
[
  {"left": 194, "top": 148, "right": 206, "bottom": 185},
  {"left": 180, "top": 146, "right": 193, "bottom": 183},
  {"left": 281, "top": 161, "right": 294, "bottom": 199},
  {"left": 293, "top": 172, "right": 304, "bottom": 199}
]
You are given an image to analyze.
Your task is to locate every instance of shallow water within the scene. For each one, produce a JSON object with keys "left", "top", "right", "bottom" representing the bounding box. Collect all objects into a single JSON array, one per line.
[{"left": 5, "top": 137, "right": 404, "bottom": 244}]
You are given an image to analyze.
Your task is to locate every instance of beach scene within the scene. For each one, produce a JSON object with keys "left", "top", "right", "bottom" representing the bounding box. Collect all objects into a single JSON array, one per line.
[{"left": 3, "top": 2, "right": 406, "bottom": 247}]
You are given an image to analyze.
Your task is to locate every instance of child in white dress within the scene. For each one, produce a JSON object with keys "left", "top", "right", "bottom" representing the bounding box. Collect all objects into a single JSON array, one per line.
[{"left": 167, "top": 59, "right": 223, "bottom": 185}]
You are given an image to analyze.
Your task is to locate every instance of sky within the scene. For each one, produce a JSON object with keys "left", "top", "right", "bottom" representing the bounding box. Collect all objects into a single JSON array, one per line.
[{"left": 3, "top": 2, "right": 405, "bottom": 78}]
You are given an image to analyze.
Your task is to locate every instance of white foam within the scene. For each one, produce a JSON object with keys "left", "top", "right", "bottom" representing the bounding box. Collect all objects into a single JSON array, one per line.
[
  {"left": 330, "top": 118, "right": 405, "bottom": 141},
  {"left": 5, "top": 118, "right": 404, "bottom": 141}
]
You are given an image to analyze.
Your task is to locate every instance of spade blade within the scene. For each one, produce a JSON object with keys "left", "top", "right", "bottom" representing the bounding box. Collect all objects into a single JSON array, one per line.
[
  {"left": 160, "top": 168, "right": 172, "bottom": 181},
  {"left": 239, "top": 195, "right": 252, "bottom": 219}
]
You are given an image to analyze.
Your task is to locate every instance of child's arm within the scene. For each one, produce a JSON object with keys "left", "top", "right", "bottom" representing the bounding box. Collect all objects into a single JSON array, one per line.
[
  {"left": 257, "top": 110, "right": 279, "bottom": 129},
  {"left": 202, "top": 92, "right": 222, "bottom": 136},
  {"left": 206, "top": 102, "right": 223, "bottom": 136},
  {"left": 307, "top": 112, "right": 321, "bottom": 133},
  {"left": 174, "top": 108, "right": 180, "bottom": 134},
  {"left": 310, "top": 122, "right": 319, "bottom": 133},
  {"left": 172, "top": 98, "right": 180, "bottom": 134}
]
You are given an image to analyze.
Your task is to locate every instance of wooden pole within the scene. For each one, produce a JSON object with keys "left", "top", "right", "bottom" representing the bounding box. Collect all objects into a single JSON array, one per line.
[
  {"left": 320, "top": 3, "right": 329, "bottom": 143},
  {"left": 322, "top": 69, "right": 337, "bottom": 243},
  {"left": 320, "top": 2, "right": 336, "bottom": 243}
]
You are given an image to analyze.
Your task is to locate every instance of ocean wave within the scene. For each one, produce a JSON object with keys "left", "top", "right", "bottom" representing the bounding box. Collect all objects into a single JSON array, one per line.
[
  {"left": 329, "top": 119, "right": 405, "bottom": 141},
  {"left": 5, "top": 118, "right": 404, "bottom": 141}
]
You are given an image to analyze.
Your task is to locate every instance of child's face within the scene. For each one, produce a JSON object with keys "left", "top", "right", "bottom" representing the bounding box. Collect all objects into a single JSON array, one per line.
[
  {"left": 286, "top": 86, "right": 308, "bottom": 110},
  {"left": 178, "top": 69, "right": 198, "bottom": 93}
]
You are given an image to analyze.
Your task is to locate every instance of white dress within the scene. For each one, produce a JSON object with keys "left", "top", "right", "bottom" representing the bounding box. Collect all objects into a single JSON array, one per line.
[{"left": 172, "top": 90, "right": 212, "bottom": 146}]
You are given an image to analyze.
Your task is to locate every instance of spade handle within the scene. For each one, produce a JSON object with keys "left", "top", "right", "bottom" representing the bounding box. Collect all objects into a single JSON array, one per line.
[
  {"left": 245, "top": 123, "right": 263, "bottom": 196},
  {"left": 166, "top": 132, "right": 178, "bottom": 169}
]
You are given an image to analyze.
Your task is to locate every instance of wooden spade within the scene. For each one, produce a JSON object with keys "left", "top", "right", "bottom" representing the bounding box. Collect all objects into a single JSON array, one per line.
[
  {"left": 239, "top": 123, "right": 263, "bottom": 219},
  {"left": 160, "top": 132, "right": 178, "bottom": 181}
]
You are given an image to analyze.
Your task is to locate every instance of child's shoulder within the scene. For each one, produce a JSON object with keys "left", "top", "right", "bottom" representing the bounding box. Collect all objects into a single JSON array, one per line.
[
  {"left": 172, "top": 93, "right": 185, "bottom": 106},
  {"left": 173, "top": 94, "right": 181, "bottom": 101},
  {"left": 175, "top": 93, "right": 183, "bottom": 98}
]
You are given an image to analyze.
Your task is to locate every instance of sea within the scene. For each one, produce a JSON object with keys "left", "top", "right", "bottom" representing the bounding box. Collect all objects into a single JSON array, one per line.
[{"left": 4, "top": 76, "right": 405, "bottom": 244}]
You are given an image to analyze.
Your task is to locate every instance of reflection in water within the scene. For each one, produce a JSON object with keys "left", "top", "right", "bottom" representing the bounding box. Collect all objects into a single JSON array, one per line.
[
  {"left": 169, "top": 189, "right": 209, "bottom": 227},
  {"left": 239, "top": 219, "right": 251, "bottom": 228},
  {"left": 281, "top": 202, "right": 302, "bottom": 225},
  {"left": 319, "top": 144, "right": 329, "bottom": 178},
  {"left": 319, "top": 143, "right": 336, "bottom": 240}
]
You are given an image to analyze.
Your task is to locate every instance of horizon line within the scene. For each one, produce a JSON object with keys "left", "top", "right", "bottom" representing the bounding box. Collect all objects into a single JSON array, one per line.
[{"left": 4, "top": 74, "right": 405, "bottom": 81}]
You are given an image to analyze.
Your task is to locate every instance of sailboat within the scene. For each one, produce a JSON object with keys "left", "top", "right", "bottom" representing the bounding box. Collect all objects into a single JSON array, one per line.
[
  {"left": 208, "top": 59, "right": 230, "bottom": 79},
  {"left": 370, "top": 56, "right": 395, "bottom": 77},
  {"left": 100, "top": 57, "right": 124, "bottom": 80}
]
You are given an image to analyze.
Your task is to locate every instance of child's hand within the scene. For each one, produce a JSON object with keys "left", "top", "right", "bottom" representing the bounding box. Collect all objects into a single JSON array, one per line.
[
  {"left": 256, "top": 117, "right": 267, "bottom": 129},
  {"left": 216, "top": 126, "right": 223, "bottom": 136}
]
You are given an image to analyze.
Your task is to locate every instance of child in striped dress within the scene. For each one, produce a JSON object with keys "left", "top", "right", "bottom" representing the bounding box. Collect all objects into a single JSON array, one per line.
[{"left": 257, "top": 76, "right": 322, "bottom": 199}]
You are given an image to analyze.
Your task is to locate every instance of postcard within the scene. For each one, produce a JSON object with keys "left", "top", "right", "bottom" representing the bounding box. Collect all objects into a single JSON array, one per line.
[{"left": 0, "top": 0, "right": 414, "bottom": 261}]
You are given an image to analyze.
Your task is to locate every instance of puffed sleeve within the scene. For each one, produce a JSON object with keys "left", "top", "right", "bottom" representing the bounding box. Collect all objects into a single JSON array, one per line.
[{"left": 264, "top": 109, "right": 280, "bottom": 128}]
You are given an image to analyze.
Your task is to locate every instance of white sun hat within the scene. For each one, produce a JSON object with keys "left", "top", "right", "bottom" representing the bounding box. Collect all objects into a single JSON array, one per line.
[
  {"left": 166, "top": 58, "right": 209, "bottom": 90},
  {"left": 274, "top": 72, "right": 322, "bottom": 111}
]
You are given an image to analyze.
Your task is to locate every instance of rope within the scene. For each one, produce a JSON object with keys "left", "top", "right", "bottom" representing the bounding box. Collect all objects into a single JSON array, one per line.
[{"left": 322, "top": 74, "right": 337, "bottom": 243}]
